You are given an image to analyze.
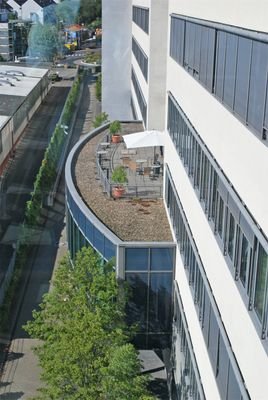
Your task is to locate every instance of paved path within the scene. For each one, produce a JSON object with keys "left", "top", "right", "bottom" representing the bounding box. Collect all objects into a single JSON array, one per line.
[{"left": 0, "top": 73, "right": 100, "bottom": 398}]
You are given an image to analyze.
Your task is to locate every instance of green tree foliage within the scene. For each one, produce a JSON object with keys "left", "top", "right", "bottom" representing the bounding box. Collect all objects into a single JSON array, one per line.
[
  {"left": 56, "top": 0, "right": 80, "bottom": 25},
  {"left": 96, "top": 73, "right": 102, "bottom": 101},
  {"left": 28, "top": 23, "right": 61, "bottom": 61},
  {"left": 78, "top": 0, "right": 101, "bottom": 25},
  {"left": 101, "top": 344, "right": 154, "bottom": 400},
  {"left": 24, "top": 247, "right": 153, "bottom": 399},
  {"left": 25, "top": 72, "right": 83, "bottom": 226},
  {"left": 93, "top": 112, "right": 109, "bottom": 128}
]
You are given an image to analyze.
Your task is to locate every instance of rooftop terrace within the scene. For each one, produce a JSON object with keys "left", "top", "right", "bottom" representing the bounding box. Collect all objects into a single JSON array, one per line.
[{"left": 73, "top": 122, "right": 173, "bottom": 242}]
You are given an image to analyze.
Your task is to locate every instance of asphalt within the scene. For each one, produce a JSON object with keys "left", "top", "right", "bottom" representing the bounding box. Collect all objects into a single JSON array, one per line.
[{"left": 0, "top": 71, "right": 99, "bottom": 398}]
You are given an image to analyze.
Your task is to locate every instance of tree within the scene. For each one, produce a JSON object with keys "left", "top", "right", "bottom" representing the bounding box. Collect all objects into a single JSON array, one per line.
[
  {"left": 101, "top": 344, "right": 154, "bottom": 400},
  {"left": 56, "top": 0, "right": 80, "bottom": 25},
  {"left": 24, "top": 247, "right": 152, "bottom": 399},
  {"left": 28, "top": 23, "right": 61, "bottom": 61},
  {"left": 77, "top": 0, "right": 101, "bottom": 25}
]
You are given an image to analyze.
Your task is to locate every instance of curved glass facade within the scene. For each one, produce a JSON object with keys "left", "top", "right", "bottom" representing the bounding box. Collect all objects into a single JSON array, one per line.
[{"left": 65, "top": 127, "right": 175, "bottom": 348}]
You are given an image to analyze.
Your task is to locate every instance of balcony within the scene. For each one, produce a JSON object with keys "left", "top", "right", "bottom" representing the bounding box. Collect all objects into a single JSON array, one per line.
[{"left": 72, "top": 121, "right": 172, "bottom": 242}]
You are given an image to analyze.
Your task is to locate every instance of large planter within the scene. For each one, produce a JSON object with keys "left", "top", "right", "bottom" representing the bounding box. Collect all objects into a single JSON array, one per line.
[
  {"left": 111, "top": 134, "right": 121, "bottom": 144},
  {"left": 112, "top": 186, "right": 125, "bottom": 199}
]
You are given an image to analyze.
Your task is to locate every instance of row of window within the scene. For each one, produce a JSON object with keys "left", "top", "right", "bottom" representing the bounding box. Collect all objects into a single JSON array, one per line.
[
  {"left": 172, "top": 289, "right": 204, "bottom": 400},
  {"left": 125, "top": 247, "right": 174, "bottom": 271},
  {"left": 131, "top": 68, "right": 147, "bottom": 124},
  {"left": 170, "top": 16, "right": 268, "bottom": 142},
  {"left": 166, "top": 173, "right": 248, "bottom": 400},
  {"left": 132, "top": 37, "right": 148, "bottom": 81},
  {"left": 167, "top": 94, "right": 268, "bottom": 339},
  {"left": 132, "top": 6, "right": 149, "bottom": 34}
]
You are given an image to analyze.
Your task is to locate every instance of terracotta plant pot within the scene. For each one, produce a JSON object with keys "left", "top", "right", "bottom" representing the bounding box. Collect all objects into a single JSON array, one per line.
[
  {"left": 112, "top": 186, "right": 125, "bottom": 199},
  {"left": 111, "top": 134, "right": 121, "bottom": 144}
]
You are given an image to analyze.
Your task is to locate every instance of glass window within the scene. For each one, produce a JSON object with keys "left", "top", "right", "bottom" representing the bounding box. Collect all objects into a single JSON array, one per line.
[
  {"left": 216, "top": 336, "right": 229, "bottom": 400},
  {"left": 239, "top": 234, "right": 250, "bottom": 287},
  {"left": 126, "top": 272, "right": 148, "bottom": 330},
  {"left": 125, "top": 247, "right": 149, "bottom": 271},
  {"left": 215, "top": 31, "right": 226, "bottom": 100},
  {"left": 208, "top": 309, "right": 220, "bottom": 374},
  {"left": 150, "top": 248, "right": 174, "bottom": 271},
  {"left": 93, "top": 228, "right": 104, "bottom": 255},
  {"left": 254, "top": 243, "right": 268, "bottom": 321},
  {"left": 104, "top": 237, "right": 116, "bottom": 261},
  {"left": 227, "top": 212, "right": 236, "bottom": 261},
  {"left": 217, "top": 196, "right": 224, "bottom": 238},
  {"left": 247, "top": 41, "right": 268, "bottom": 133},
  {"left": 199, "top": 27, "right": 209, "bottom": 85},
  {"left": 85, "top": 219, "right": 93, "bottom": 243},
  {"left": 223, "top": 33, "right": 238, "bottom": 109},
  {"left": 206, "top": 27, "right": 216, "bottom": 91},
  {"left": 194, "top": 24, "right": 202, "bottom": 75},
  {"left": 227, "top": 363, "right": 243, "bottom": 400},
  {"left": 149, "top": 273, "right": 173, "bottom": 332},
  {"left": 234, "top": 37, "right": 252, "bottom": 121},
  {"left": 202, "top": 290, "right": 211, "bottom": 345}
]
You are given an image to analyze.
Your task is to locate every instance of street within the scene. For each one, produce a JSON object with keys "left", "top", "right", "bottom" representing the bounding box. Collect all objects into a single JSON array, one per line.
[{"left": 0, "top": 72, "right": 100, "bottom": 398}]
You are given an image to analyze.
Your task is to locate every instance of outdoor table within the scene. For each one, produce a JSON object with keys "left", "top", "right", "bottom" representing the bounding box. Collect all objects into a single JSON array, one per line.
[
  {"left": 136, "top": 159, "right": 147, "bottom": 166},
  {"left": 136, "top": 159, "right": 147, "bottom": 175},
  {"left": 100, "top": 142, "right": 110, "bottom": 149}
]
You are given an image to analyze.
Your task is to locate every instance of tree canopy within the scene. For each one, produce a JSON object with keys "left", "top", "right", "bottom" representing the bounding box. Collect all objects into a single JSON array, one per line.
[
  {"left": 28, "top": 23, "right": 61, "bottom": 61},
  {"left": 24, "top": 247, "right": 154, "bottom": 399},
  {"left": 56, "top": 0, "right": 101, "bottom": 26}
]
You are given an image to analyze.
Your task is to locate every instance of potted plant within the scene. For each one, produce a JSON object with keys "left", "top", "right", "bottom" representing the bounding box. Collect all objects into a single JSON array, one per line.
[
  {"left": 111, "top": 165, "right": 128, "bottom": 198},
  {"left": 109, "top": 120, "right": 121, "bottom": 143}
]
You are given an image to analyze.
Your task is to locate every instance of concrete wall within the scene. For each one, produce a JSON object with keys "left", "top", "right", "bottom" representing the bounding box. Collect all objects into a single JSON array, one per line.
[
  {"left": 147, "top": 0, "right": 168, "bottom": 130},
  {"left": 102, "top": 0, "right": 133, "bottom": 120}
]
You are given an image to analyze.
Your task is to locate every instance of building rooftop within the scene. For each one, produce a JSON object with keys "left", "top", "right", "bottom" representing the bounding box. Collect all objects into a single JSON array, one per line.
[
  {"left": 0, "top": 65, "right": 48, "bottom": 116},
  {"left": 74, "top": 122, "right": 173, "bottom": 242}
]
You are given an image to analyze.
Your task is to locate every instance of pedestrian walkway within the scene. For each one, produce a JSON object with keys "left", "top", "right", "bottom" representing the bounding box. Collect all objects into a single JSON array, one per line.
[{"left": 0, "top": 73, "right": 100, "bottom": 398}]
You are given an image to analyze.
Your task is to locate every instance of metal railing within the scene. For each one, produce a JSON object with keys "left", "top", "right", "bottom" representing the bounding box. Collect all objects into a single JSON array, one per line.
[{"left": 96, "top": 142, "right": 163, "bottom": 200}]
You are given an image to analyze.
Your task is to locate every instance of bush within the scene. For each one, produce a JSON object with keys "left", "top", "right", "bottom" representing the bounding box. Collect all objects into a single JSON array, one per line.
[
  {"left": 93, "top": 112, "right": 109, "bottom": 128},
  {"left": 96, "top": 73, "right": 101, "bottom": 101}
]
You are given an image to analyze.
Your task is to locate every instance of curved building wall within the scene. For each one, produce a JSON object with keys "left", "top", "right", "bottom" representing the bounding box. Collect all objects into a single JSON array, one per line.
[{"left": 65, "top": 125, "right": 176, "bottom": 348}]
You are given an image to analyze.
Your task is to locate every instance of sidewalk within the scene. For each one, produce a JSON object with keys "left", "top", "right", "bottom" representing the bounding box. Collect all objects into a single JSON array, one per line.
[{"left": 0, "top": 73, "right": 100, "bottom": 398}]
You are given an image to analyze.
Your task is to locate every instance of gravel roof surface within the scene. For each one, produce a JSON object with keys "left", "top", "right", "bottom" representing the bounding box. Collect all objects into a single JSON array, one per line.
[{"left": 74, "top": 123, "right": 173, "bottom": 242}]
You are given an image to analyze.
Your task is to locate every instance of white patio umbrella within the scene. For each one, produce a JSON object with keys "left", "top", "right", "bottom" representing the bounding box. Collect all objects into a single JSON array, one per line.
[{"left": 122, "top": 130, "right": 165, "bottom": 149}]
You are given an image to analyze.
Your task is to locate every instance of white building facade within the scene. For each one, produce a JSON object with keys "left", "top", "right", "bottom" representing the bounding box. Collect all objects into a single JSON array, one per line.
[{"left": 102, "top": 1, "right": 268, "bottom": 399}]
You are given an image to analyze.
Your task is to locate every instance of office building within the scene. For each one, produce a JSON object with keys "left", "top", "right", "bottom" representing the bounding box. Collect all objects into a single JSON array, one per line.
[{"left": 66, "top": 1, "right": 268, "bottom": 398}]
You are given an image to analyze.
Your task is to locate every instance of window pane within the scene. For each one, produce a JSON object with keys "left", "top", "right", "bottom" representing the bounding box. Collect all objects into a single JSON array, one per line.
[
  {"left": 216, "top": 336, "right": 229, "bottom": 400},
  {"left": 126, "top": 273, "right": 148, "bottom": 331},
  {"left": 234, "top": 37, "right": 252, "bottom": 121},
  {"left": 149, "top": 273, "right": 173, "bottom": 332},
  {"left": 227, "top": 363, "right": 243, "bottom": 400},
  {"left": 125, "top": 247, "right": 149, "bottom": 270},
  {"left": 223, "top": 33, "right": 238, "bottom": 109},
  {"left": 151, "top": 248, "right": 174, "bottom": 271},
  {"left": 254, "top": 243, "right": 268, "bottom": 321},
  {"left": 217, "top": 196, "right": 224, "bottom": 238},
  {"left": 215, "top": 31, "right": 226, "bottom": 100},
  {"left": 194, "top": 24, "right": 202, "bottom": 74},
  {"left": 104, "top": 237, "right": 116, "bottom": 260},
  {"left": 94, "top": 228, "right": 104, "bottom": 255},
  {"left": 199, "top": 27, "right": 209, "bottom": 85},
  {"left": 247, "top": 41, "right": 268, "bottom": 133},
  {"left": 227, "top": 213, "right": 236, "bottom": 261},
  {"left": 239, "top": 234, "right": 250, "bottom": 287},
  {"left": 208, "top": 310, "right": 220, "bottom": 374},
  {"left": 206, "top": 27, "right": 216, "bottom": 91},
  {"left": 85, "top": 219, "right": 93, "bottom": 243}
]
